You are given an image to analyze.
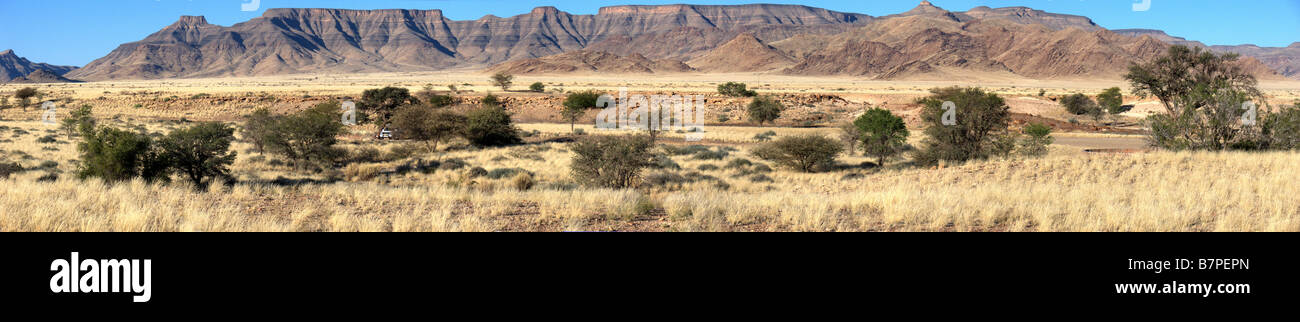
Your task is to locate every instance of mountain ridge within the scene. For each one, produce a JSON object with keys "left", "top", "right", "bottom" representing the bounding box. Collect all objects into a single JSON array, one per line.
[
  {"left": 1, "top": 49, "right": 79, "bottom": 83},
  {"left": 63, "top": 2, "right": 1296, "bottom": 81}
]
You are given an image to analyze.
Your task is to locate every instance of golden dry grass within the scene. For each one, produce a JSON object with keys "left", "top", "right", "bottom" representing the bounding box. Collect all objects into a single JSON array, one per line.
[
  {"left": 3, "top": 71, "right": 1298, "bottom": 232},
  {"left": 3, "top": 124, "right": 1296, "bottom": 231}
]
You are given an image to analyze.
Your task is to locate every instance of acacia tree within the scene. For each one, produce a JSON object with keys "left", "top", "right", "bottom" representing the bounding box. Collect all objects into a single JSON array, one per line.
[
  {"left": 747, "top": 95, "right": 783, "bottom": 125},
  {"left": 360, "top": 87, "right": 418, "bottom": 125},
  {"left": 1060, "top": 93, "right": 1099, "bottom": 120},
  {"left": 264, "top": 101, "right": 346, "bottom": 168},
  {"left": 158, "top": 122, "right": 237, "bottom": 189},
  {"left": 243, "top": 108, "right": 276, "bottom": 155},
  {"left": 914, "top": 87, "right": 1011, "bottom": 165},
  {"left": 569, "top": 135, "right": 652, "bottom": 188},
  {"left": 562, "top": 90, "right": 601, "bottom": 132},
  {"left": 1125, "top": 45, "right": 1263, "bottom": 150},
  {"left": 464, "top": 98, "right": 522, "bottom": 147},
  {"left": 751, "top": 135, "right": 843, "bottom": 172},
  {"left": 490, "top": 72, "right": 514, "bottom": 91},
  {"left": 854, "top": 108, "right": 909, "bottom": 166},
  {"left": 60, "top": 105, "right": 95, "bottom": 138},
  {"left": 1097, "top": 87, "right": 1125, "bottom": 124},
  {"left": 14, "top": 87, "right": 38, "bottom": 110},
  {"left": 393, "top": 104, "right": 466, "bottom": 154},
  {"left": 838, "top": 122, "right": 861, "bottom": 156}
]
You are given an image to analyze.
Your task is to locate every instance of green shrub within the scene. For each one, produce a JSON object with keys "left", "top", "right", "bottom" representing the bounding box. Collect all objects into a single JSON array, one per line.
[
  {"left": 750, "top": 135, "right": 843, "bottom": 172},
  {"left": 562, "top": 90, "right": 603, "bottom": 132},
  {"left": 157, "top": 122, "right": 237, "bottom": 189},
  {"left": 529, "top": 82, "right": 545, "bottom": 93},
  {"left": 650, "top": 154, "right": 680, "bottom": 170},
  {"left": 439, "top": 158, "right": 468, "bottom": 171},
  {"left": 490, "top": 72, "right": 514, "bottom": 91},
  {"left": 360, "top": 87, "right": 418, "bottom": 123},
  {"left": 854, "top": 107, "right": 909, "bottom": 166},
  {"left": 1019, "top": 123, "right": 1054, "bottom": 157},
  {"left": 913, "top": 87, "right": 1011, "bottom": 166},
  {"left": 1061, "top": 93, "right": 1098, "bottom": 116},
  {"left": 692, "top": 147, "right": 729, "bottom": 160},
  {"left": 1260, "top": 105, "right": 1300, "bottom": 150},
  {"left": 570, "top": 135, "right": 652, "bottom": 188},
  {"left": 717, "top": 82, "right": 756, "bottom": 97},
  {"left": 424, "top": 94, "right": 454, "bottom": 108},
  {"left": 393, "top": 105, "right": 467, "bottom": 153},
  {"left": 61, "top": 105, "right": 95, "bottom": 137},
  {"left": 697, "top": 164, "right": 719, "bottom": 171},
  {"left": 243, "top": 108, "right": 275, "bottom": 155},
  {"left": 486, "top": 167, "right": 530, "bottom": 180},
  {"left": 724, "top": 158, "right": 752, "bottom": 170},
  {"left": 0, "top": 162, "right": 22, "bottom": 179},
  {"left": 747, "top": 96, "right": 783, "bottom": 125},
  {"left": 1126, "top": 45, "right": 1264, "bottom": 151},
  {"left": 661, "top": 144, "right": 709, "bottom": 156},
  {"left": 464, "top": 105, "right": 522, "bottom": 147},
  {"left": 467, "top": 166, "right": 488, "bottom": 178},
  {"left": 76, "top": 126, "right": 169, "bottom": 183},
  {"left": 264, "top": 101, "right": 347, "bottom": 168}
]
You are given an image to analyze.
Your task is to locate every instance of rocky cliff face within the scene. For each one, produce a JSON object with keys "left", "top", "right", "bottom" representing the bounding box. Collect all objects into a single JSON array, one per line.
[
  {"left": 1114, "top": 29, "right": 1300, "bottom": 79},
  {"left": 65, "top": 2, "right": 1291, "bottom": 81},
  {"left": 0, "top": 49, "right": 78, "bottom": 82},
  {"left": 67, "top": 5, "right": 870, "bottom": 80}
]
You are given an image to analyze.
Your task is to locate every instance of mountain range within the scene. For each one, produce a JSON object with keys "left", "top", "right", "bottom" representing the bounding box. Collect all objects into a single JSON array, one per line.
[
  {"left": 45, "top": 2, "right": 1300, "bottom": 81},
  {"left": 0, "top": 49, "right": 78, "bottom": 83}
]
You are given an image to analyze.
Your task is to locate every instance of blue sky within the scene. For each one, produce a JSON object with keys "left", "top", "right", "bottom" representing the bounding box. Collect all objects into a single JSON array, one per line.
[{"left": 2, "top": 0, "right": 1298, "bottom": 66}]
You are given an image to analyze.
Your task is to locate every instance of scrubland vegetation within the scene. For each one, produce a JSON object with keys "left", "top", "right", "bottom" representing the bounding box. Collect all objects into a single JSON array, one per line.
[{"left": 1, "top": 45, "right": 1298, "bottom": 231}]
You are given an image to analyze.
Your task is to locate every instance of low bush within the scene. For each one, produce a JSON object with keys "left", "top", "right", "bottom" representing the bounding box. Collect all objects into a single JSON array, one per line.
[
  {"left": 750, "top": 135, "right": 843, "bottom": 172},
  {"left": 570, "top": 135, "right": 652, "bottom": 188}
]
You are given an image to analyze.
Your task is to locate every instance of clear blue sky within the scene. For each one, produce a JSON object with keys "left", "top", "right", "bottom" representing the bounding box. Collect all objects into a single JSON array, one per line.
[{"left": 2, "top": 0, "right": 1298, "bottom": 66}]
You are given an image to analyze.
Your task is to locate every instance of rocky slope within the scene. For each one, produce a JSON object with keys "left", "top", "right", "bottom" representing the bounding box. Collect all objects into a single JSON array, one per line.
[
  {"left": 685, "top": 33, "right": 796, "bottom": 73},
  {"left": 64, "top": 2, "right": 1292, "bottom": 81},
  {"left": 67, "top": 5, "right": 869, "bottom": 80},
  {"left": 0, "top": 50, "right": 78, "bottom": 82},
  {"left": 1114, "top": 29, "right": 1300, "bottom": 79},
  {"left": 489, "top": 50, "right": 694, "bottom": 74},
  {"left": 6, "top": 69, "right": 79, "bottom": 83}
]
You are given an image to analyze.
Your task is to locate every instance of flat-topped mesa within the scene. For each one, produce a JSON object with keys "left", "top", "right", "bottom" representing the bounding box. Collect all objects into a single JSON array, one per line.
[
  {"left": 260, "top": 8, "right": 445, "bottom": 19},
  {"left": 171, "top": 15, "right": 210, "bottom": 26},
  {"left": 598, "top": 4, "right": 697, "bottom": 15},
  {"left": 909, "top": 0, "right": 947, "bottom": 13},
  {"left": 531, "top": 6, "right": 561, "bottom": 15}
]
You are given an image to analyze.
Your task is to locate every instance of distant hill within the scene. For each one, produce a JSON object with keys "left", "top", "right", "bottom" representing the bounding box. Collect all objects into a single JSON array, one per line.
[
  {"left": 489, "top": 50, "right": 693, "bottom": 75},
  {"left": 67, "top": 5, "right": 869, "bottom": 80},
  {"left": 1114, "top": 29, "right": 1300, "bottom": 79},
  {"left": 686, "top": 33, "right": 796, "bottom": 73},
  {"left": 7, "top": 69, "right": 80, "bottom": 83},
  {"left": 0, "top": 49, "right": 78, "bottom": 82},
  {"left": 65, "top": 2, "right": 1292, "bottom": 81}
]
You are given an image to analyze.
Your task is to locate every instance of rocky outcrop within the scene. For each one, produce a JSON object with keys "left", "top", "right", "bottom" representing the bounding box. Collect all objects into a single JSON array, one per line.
[
  {"left": 67, "top": 5, "right": 870, "bottom": 80},
  {"left": 0, "top": 49, "right": 78, "bottom": 82}
]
